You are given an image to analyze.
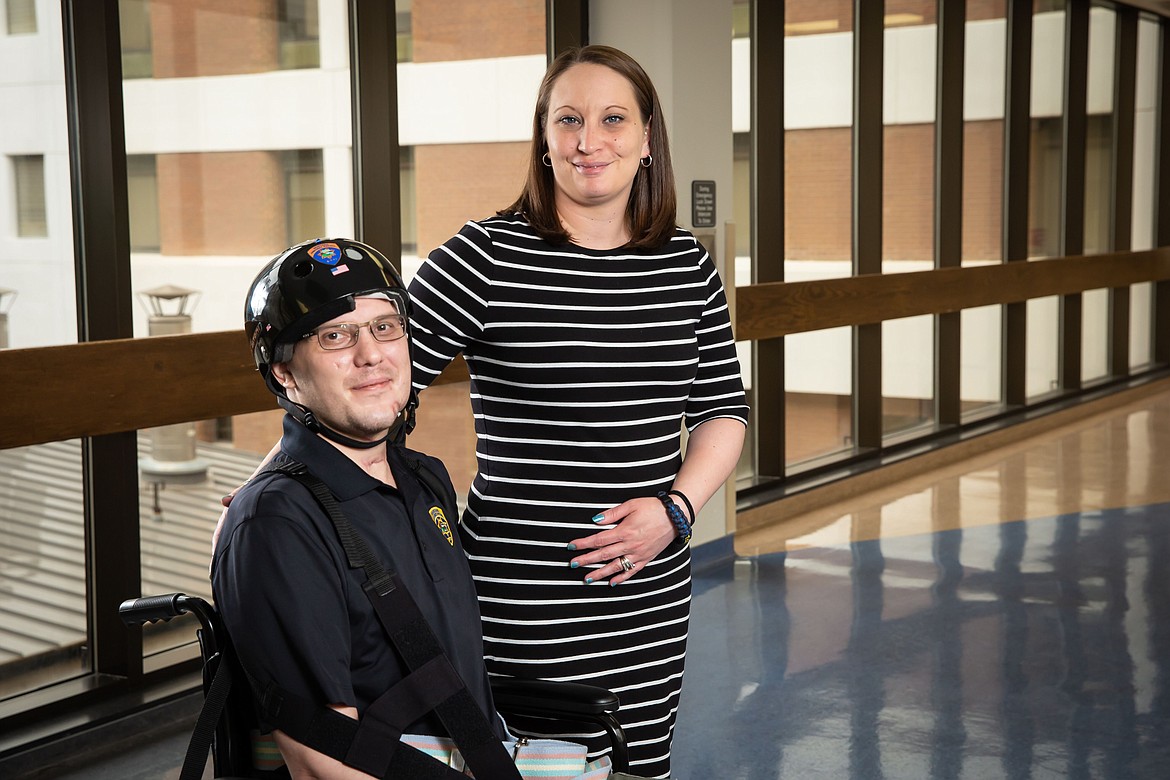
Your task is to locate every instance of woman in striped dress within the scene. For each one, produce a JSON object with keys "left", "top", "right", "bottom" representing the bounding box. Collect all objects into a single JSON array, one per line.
[{"left": 408, "top": 46, "right": 748, "bottom": 778}]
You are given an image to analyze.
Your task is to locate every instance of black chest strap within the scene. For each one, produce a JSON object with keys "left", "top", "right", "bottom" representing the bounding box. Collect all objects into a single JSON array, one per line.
[{"left": 254, "top": 460, "right": 521, "bottom": 780}]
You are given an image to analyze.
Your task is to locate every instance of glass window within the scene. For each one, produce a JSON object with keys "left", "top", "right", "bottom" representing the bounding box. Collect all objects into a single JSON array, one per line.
[
  {"left": 727, "top": 0, "right": 751, "bottom": 485},
  {"left": 127, "top": 154, "right": 159, "bottom": 251},
  {"left": 397, "top": 0, "right": 542, "bottom": 275},
  {"left": 397, "top": 4, "right": 413, "bottom": 63},
  {"left": 0, "top": 439, "right": 89, "bottom": 701},
  {"left": 279, "top": 0, "right": 320, "bottom": 70},
  {"left": 284, "top": 148, "right": 325, "bottom": 245},
  {"left": 1130, "top": 16, "right": 1159, "bottom": 370},
  {"left": 731, "top": 1, "right": 754, "bottom": 487},
  {"left": 401, "top": 145, "right": 417, "bottom": 255},
  {"left": 12, "top": 154, "right": 47, "bottom": 237},
  {"left": 1, "top": 12, "right": 75, "bottom": 354},
  {"left": 1027, "top": 0, "right": 1065, "bottom": 400},
  {"left": 1081, "top": 6, "right": 1116, "bottom": 385},
  {"left": 961, "top": 0, "right": 1006, "bottom": 418},
  {"left": 119, "top": 0, "right": 152, "bottom": 79},
  {"left": 122, "top": 1, "right": 352, "bottom": 661},
  {"left": 124, "top": 15, "right": 352, "bottom": 334},
  {"left": 5, "top": 0, "right": 35, "bottom": 35},
  {"left": 783, "top": 0, "right": 855, "bottom": 468},
  {"left": 394, "top": 0, "right": 546, "bottom": 495},
  {"left": 882, "top": 2, "right": 936, "bottom": 439},
  {"left": 0, "top": 1, "right": 80, "bottom": 702}
]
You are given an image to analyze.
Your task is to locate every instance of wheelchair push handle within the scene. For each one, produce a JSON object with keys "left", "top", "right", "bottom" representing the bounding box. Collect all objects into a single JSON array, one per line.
[{"left": 119, "top": 592, "right": 214, "bottom": 629}]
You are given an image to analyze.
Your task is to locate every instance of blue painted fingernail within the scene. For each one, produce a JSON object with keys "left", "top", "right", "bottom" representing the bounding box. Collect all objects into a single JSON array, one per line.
[
  {"left": 585, "top": 577, "right": 593, "bottom": 584},
  {"left": 610, "top": 580, "right": 620, "bottom": 587},
  {"left": 567, "top": 543, "right": 577, "bottom": 551},
  {"left": 570, "top": 561, "right": 579, "bottom": 569},
  {"left": 592, "top": 514, "right": 605, "bottom": 523}
]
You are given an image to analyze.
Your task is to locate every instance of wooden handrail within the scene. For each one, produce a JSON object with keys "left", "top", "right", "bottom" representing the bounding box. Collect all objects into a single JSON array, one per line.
[
  {"left": 1, "top": 248, "right": 1167, "bottom": 450},
  {"left": 735, "top": 248, "right": 1170, "bottom": 341},
  {"left": 0, "top": 332, "right": 469, "bottom": 449}
]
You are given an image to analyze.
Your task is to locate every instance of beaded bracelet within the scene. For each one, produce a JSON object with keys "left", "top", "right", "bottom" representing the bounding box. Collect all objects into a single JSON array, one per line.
[{"left": 656, "top": 491, "right": 692, "bottom": 543}]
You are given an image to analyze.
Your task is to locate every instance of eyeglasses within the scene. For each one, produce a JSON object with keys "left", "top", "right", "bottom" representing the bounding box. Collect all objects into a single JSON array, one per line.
[{"left": 302, "top": 315, "right": 407, "bottom": 351}]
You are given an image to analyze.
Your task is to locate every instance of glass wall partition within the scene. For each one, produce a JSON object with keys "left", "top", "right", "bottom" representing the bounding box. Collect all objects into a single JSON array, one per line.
[
  {"left": 0, "top": 0, "right": 86, "bottom": 701},
  {"left": 3, "top": 0, "right": 1170, "bottom": 747},
  {"left": 754, "top": 0, "right": 1167, "bottom": 492},
  {"left": 783, "top": 0, "right": 856, "bottom": 468},
  {"left": 118, "top": 0, "right": 352, "bottom": 661},
  {"left": 1130, "top": 15, "right": 1160, "bottom": 370},
  {"left": 394, "top": 0, "right": 547, "bottom": 496},
  {"left": 733, "top": 1, "right": 753, "bottom": 485},
  {"left": 961, "top": 0, "right": 1007, "bottom": 418},
  {"left": 1026, "top": 0, "right": 1065, "bottom": 400},
  {"left": 122, "top": 0, "right": 350, "bottom": 340},
  {"left": 1081, "top": 3, "right": 1116, "bottom": 384},
  {"left": 881, "top": 3, "right": 937, "bottom": 439},
  {"left": 2, "top": 8, "right": 75, "bottom": 350}
]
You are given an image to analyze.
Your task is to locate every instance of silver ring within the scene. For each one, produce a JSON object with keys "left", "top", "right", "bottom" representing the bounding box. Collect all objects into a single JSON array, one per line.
[{"left": 618, "top": 555, "right": 635, "bottom": 572}]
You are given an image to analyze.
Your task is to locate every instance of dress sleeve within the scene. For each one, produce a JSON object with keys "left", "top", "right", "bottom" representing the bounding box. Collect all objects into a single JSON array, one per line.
[
  {"left": 685, "top": 246, "right": 750, "bottom": 430},
  {"left": 407, "top": 221, "right": 496, "bottom": 392},
  {"left": 211, "top": 483, "right": 355, "bottom": 713}
]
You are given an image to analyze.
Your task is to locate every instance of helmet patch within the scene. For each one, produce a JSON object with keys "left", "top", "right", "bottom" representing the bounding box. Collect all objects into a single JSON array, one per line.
[
  {"left": 307, "top": 242, "right": 342, "bottom": 265},
  {"left": 331, "top": 264, "right": 350, "bottom": 276},
  {"left": 429, "top": 506, "right": 454, "bottom": 546}
]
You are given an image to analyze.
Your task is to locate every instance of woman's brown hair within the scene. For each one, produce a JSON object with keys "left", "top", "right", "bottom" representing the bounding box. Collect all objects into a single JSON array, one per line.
[{"left": 500, "top": 45, "right": 677, "bottom": 249}]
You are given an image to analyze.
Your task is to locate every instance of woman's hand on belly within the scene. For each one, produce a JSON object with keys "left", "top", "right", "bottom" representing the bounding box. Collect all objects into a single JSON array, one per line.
[{"left": 566, "top": 497, "right": 677, "bottom": 585}]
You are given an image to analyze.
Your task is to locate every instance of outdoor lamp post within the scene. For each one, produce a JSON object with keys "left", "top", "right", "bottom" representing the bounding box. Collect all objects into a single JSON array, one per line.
[
  {"left": 137, "top": 285, "right": 209, "bottom": 519},
  {"left": 0, "top": 287, "right": 16, "bottom": 349}
]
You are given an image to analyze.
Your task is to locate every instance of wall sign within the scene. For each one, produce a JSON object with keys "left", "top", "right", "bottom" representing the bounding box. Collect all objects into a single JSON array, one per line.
[{"left": 691, "top": 180, "right": 716, "bottom": 228}]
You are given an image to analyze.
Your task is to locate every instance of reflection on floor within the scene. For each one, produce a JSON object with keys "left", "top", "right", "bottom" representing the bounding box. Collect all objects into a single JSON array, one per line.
[
  {"left": 677, "top": 507, "right": 1170, "bottom": 778},
  {"left": 33, "top": 387, "right": 1170, "bottom": 778},
  {"left": 674, "top": 386, "right": 1170, "bottom": 778}
]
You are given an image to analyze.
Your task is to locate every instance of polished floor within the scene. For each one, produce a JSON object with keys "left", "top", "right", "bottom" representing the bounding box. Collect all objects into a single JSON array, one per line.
[
  {"left": 674, "top": 385, "right": 1170, "bottom": 779},
  {"left": 32, "top": 384, "right": 1170, "bottom": 779}
]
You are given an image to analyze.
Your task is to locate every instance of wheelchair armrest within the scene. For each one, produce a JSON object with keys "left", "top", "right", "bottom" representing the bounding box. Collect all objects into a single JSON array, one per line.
[
  {"left": 489, "top": 677, "right": 628, "bottom": 771},
  {"left": 489, "top": 677, "right": 619, "bottom": 716}
]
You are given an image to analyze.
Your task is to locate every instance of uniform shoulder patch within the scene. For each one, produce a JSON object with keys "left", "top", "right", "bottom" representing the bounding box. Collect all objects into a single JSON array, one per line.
[{"left": 429, "top": 505, "right": 454, "bottom": 546}]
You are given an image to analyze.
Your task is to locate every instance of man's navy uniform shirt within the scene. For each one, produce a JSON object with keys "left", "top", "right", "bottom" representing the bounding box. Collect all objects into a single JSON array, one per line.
[{"left": 211, "top": 415, "right": 499, "bottom": 738}]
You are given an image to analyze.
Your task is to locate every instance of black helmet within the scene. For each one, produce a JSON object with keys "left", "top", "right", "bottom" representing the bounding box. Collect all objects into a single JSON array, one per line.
[{"left": 245, "top": 237, "right": 418, "bottom": 443}]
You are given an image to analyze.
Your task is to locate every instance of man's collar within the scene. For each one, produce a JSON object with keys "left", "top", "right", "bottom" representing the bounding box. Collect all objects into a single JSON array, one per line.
[{"left": 281, "top": 414, "right": 397, "bottom": 501}]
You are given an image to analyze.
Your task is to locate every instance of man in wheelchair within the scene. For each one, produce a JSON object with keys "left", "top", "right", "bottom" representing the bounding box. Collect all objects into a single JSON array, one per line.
[{"left": 208, "top": 238, "right": 615, "bottom": 779}]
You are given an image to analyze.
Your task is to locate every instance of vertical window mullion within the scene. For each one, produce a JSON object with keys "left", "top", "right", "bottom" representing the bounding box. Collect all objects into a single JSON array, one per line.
[
  {"left": 854, "top": 0, "right": 884, "bottom": 451},
  {"left": 754, "top": 0, "right": 784, "bottom": 479},
  {"left": 1154, "top": 17, "right": 1170, "bottom": 365},
  {"left": 62, "top": 0, "right": 140, "bottom": 679},
  {"left": 936, "top": 0, "right": 965, "bottom": 427},
  {"left": 350, "top": 0, "right": 400, "bottom": 264},
  {"left": 1003, "top": 0, "right": 1032, "bottom": 407},
  {"left": 1110, "top": 7, "right": 1138, "bottom": 378},
  {"left": 1059, "top": 0, "right": 1090, "bottom": 390},
  {"left": 546, "top": 0, "right": 588, "bottom": 58}
]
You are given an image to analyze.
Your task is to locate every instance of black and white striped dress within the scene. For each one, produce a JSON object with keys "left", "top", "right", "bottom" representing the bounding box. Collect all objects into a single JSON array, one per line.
[{"left": 407, "top": 214, "right": 748, "bottom": 778}]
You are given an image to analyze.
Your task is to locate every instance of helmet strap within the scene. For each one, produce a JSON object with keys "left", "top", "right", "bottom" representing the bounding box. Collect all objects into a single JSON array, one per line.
[
  {"left": 277, "top": 396, "right": 390, "bottom": 450},
  {"left": 395, "top": 390, "right": 419, "bottom": 444}
]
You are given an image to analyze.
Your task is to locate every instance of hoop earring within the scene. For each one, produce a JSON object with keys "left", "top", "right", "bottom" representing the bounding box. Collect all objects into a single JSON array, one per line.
[
  {"left": 640, "top": 155, "right": 653, "bottom": 168},
  {"left": 542, "top": 152, "right": 552, "bottom": 167}
]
